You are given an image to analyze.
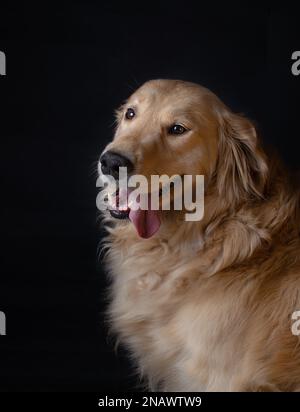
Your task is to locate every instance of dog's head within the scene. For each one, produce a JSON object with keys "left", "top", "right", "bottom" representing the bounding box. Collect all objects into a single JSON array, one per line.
[{"left": 99, "top": 79, "right": 268, "bottom": 238}]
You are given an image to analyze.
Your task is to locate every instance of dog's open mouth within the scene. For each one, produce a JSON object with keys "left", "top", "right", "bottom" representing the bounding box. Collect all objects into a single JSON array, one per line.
[
  {"left": 109, "top": 188, "right": 161, "bottom": 239},
  {"left": 110, "top": 209, "right": 130, "bottom": 219},
  {"left": 109, "top": 191, "right": 130, "bottom": 220}
]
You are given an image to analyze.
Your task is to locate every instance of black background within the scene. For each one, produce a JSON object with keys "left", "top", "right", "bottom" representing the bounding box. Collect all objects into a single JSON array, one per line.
[{"left": 0, "top": 1, "right": 299, "bottom": 391}]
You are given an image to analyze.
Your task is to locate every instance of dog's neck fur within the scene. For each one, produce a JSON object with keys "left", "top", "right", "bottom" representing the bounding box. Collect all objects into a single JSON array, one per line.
[{"left": 133, "top": 154, "right": 298, "bottom": 273}]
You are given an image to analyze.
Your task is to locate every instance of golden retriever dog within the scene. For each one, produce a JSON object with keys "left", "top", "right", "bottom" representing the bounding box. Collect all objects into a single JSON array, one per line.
[{"left": 98, "top": 79, "right": 300, "bottom": 391}]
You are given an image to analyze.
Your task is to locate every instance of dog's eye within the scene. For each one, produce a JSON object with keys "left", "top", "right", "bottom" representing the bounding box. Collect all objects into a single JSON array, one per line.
[
  {"left": 168, "top": 124, "right": 187, "bottom": 135},
  {"left": 125, "top": 108, "right": 135, "bottom": 120}
]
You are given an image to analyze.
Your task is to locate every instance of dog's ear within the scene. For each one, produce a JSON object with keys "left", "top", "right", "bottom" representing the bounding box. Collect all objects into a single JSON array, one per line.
[{"left": 216, "top": 109, "right": 268, "bottom": 206}]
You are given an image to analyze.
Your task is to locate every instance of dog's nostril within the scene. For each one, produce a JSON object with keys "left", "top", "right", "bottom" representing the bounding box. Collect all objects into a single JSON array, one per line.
[
  {"left": 100, "top": 160, "right": 107, "bottom": 174},
  {"left": 100, "top": 155, "right": 109, "bottom": 175}
]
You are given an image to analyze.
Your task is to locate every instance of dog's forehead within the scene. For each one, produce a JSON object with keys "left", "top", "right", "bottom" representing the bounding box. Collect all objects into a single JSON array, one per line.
[
  {"left": 131, "top": 80, "right": 196, "bottom": 99},
  {"left": 128, "top": 81, "right": 208, "bottom": 114}
]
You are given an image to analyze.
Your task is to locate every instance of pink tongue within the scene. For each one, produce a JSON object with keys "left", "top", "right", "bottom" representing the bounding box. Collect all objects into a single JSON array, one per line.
[
  {"left": 129, "top": 208, "right": 161, "bottom": 239},
  {"left": 119, "top": 189, "right": 161, "bottom": 239}
]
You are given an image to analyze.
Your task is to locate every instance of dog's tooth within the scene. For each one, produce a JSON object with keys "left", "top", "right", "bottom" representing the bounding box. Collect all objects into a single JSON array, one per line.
[{"left": 107, "top": 191, "right": 117, "bottom": 208}]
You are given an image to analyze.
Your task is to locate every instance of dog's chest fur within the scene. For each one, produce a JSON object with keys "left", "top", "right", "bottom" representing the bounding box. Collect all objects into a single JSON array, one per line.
[{"left": 106, "top": 226, "right": 254, "bottom": 391}]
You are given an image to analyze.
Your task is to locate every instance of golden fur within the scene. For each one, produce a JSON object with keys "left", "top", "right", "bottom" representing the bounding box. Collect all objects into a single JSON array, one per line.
[{"left": 100, "top": 79, "right": 300, "bottom": 391}]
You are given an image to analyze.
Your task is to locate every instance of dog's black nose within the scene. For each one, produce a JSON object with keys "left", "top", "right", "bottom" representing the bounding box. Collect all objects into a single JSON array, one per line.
[{"left": 100, "top": 150, "right": 134, "bottom": 178}]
